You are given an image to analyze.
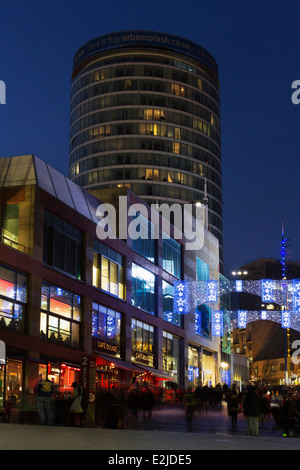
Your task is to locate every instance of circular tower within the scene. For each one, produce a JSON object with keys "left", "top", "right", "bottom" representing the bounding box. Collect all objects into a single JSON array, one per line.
[{"left": 69, "top": 31, "right": 223, "bottom": 268}]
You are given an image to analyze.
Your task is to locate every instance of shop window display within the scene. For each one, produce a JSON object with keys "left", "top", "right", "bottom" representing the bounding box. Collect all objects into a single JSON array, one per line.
[
  {"left": 0, "top": 358, "right": 23, "bottom": 407},
  {"left": 40, "top": 282, "right": 81, "bottom": 347},
  {"left": 93, "top": 240, "right": 125, "bottom": 300},
  {"left": 92, "top": 302, "right": 121, "bottom": 357},
  {"left": 43, "top": 211, "right": 83, "bottom": 280},
  {"left": 0, "top": 264, "right": 27, "bottom": 332},
  {"left": 131, "top": 319, "right": 154, "bottom": 367},
  {"left": 131, "top": 264, "right": 155, "bottom": 315},
  {"left": 163, "top": 331, "right": 180, "bottom": 382},
  {"left": 162, "top": 280, "right": 182, "bottom": 327},
  {"left": 38, "top": 363, "right": 80, "bottom": 395},
  {"left": 162, "top": 237, "right": 181, "bottom": 279}
]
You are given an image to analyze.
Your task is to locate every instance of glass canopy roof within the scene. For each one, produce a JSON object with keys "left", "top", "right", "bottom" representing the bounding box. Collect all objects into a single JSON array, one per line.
[{"left": 0, "top": 155, "right": 100, "bottom": 223}]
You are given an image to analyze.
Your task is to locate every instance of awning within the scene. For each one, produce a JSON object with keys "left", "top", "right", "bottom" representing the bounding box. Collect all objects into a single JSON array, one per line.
[
  {"left": 96, "top": 354, "right": 145, "bottom": 373},
  {"left": 138, "top": 365, "right": 176, "bottom": 381}
]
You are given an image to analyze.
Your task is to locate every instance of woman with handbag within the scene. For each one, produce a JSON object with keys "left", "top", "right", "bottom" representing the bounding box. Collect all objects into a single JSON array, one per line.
[{"left": 69, "top": 381, "right": 84, "bottom": 427}]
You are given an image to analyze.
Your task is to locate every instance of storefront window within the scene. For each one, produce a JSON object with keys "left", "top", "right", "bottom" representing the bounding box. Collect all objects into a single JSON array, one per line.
[
  {"left": 95, "top": 357, "right": 125, "bottom": 390},
  {"left": 196, "top": 258, "right": 209, "bottom": 281},
  {"left": 40, "top": 282, "right": 81, "bottom": 347},
  {"left": 0, "top": 364, "right": 5, "bottom": 406},
  {"left": 188, "top": 345, "right": 200, "bottom": 388},
  {"left": 0, "top": 264, "right": 27, "bottom": 332},
  {"left": 2, "top": 204, "right": 19, "bottom": 247},
  {"left": 38, "top": 362, "right": 80, "bottom": 394},
  {"left": 162, "top": 281, "right": 182, "bottom": 327},
  {"left": 43, "top": 211, "right": 83, "bottom": 280},
  {"left": 92, "top": 302, "right": 121, "bottom": 357},
  {"left": 131, "top": 319, "right": 154, "bottom": 367},
  {"left": 93, "top": 240, "right": 125, "bottom": 299},
  {"left": 6, "top": 358, "right": 23, "bottom": 403},
  {"left": 195, "top": 304, "right": 211, "bottom": 339},
  {"left": 202, "top": 350, "right": 215, "bottom": 387},
  {"left": 163, "top": 331, "right": 180, "bottom": 381},
  {"left": 162, "top": 237, "right": 181, "bottom": 278},
  {"left": 131, "top": 211, "right": 156, "bottom": 263},
  {"left": 131, "top": 264, "right": 155, "bottom": 315}
]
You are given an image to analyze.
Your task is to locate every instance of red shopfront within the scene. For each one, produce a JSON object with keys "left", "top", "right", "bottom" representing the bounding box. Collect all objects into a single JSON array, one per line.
[{"left": 92, "top": 337, "right": 144, "bottom": 390}]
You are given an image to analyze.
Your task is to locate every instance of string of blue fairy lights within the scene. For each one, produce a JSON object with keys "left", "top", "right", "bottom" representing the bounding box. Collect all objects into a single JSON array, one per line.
[{"left": 174, "top": 278, "right": 300, "bottom": 335}]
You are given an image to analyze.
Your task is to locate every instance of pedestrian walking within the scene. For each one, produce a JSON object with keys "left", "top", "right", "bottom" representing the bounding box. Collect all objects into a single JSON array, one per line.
[
  {"left": 126, "top": 386, "right": 140, "bottom": 418},
  {"left": 183, "top": 389, "right": 197, "bottom": 431},
  {"left": 3, "top": 395, "right": 13, "bottom": 423},
  {"left": 243, "top": 385, "right": 261, "bottom": 436},
  {"left": 141, "top": 387, "right": 155, "bottom": 420},
  {"left": 69, "top": 381, "right": 84, "bottom": 426},
  {"left": 282, "top": 396, "right": 296, "bottom": 438},
  {"left": 228, "top": 390, "right": 240, "bottom": 430},
  {"left": 36, "top": 375, "right": 54, "bottom": 425}
]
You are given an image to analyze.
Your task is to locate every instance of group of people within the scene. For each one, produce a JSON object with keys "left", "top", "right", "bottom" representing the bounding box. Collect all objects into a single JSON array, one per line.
[
  {"left": 226, "top": 384, "right": 268, "bottom": 435},
  {"left": 34, "top": 375, "right": 85, "bottom": 426},
  {"left": 125, "top": 383, "right": 157, "bottom": 419},
  {"left": 182, "top": 383, "right": 274, "bottom": 435},
  {"left": 7, "top": 376, "right": 300, "bottom": 436}
]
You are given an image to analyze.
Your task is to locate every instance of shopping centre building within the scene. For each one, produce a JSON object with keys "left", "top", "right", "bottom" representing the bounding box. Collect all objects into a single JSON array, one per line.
[{"left": 0, "top": 154, "right": 226, "bottom": 425}]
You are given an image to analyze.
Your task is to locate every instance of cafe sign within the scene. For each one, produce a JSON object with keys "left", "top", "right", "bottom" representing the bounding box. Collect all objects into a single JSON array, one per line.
[
  {"left": 132, "top": 350, "right": 153, "bottom": 366},
  {"left": 92, "top": 337, "right": 119, "bottom": 356}
]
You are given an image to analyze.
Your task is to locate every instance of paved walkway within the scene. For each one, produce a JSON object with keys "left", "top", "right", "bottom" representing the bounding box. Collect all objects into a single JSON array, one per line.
[
  {"left": 0, "top": 422, "right": 299, "bottom": 451},
  {"left": 0, "top": 402, "right": 300, "bottom": 450}
]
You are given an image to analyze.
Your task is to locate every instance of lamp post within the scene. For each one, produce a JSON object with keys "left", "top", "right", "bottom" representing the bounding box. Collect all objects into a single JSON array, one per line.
[
  {"left": 192, "top": 178, "right": 209, "bottom": 229},
  {"left": 232, "top": 270, "right": 248, "bottom": 277},
  {"left": 281, "top": 224, "right": 290, "bottom": 385}
]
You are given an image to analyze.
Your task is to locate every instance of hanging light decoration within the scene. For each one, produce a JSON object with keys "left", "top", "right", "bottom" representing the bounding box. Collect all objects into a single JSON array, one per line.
[
  {"left": 206, "top": 280, "right": 218, "bottom": 302},
  {"left": 261, "top": 279, "right": 274, "bottom": 303},
  {"left": 293, "top": 280, "right": 300, "bottom": 313},
  {"left": 281, "top": 311, "right": 291, "bottom": 329},
  {"left": 173, "top": 276, "right": 300, "bottom": 334},
  {"left": 173, "top": 280, "right": 189, "bottom": 315},
  {"left": 235, "top": 280, "right": 243, "bottom": 292},
  {"left": 238, "top": 310, "right": 247, "bottom": 328},
  {"left": 212, "top": 310, "right": 223, "bottom": 336}
]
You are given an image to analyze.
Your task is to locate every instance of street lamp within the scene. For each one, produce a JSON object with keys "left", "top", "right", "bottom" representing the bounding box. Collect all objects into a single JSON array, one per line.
[{"left": 232, "top": 271, "right": 248, "bottom": 277}]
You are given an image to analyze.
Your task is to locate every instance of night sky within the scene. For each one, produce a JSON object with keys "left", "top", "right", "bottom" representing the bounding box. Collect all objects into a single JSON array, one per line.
[{"left": 1, "top": 0, "right": 300, "bottom": 278}]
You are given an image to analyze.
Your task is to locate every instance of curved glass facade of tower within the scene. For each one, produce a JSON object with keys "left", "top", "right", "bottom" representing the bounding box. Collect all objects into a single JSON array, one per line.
[{"left": 69, "top": 31, "right": 222, "bottom": 267}]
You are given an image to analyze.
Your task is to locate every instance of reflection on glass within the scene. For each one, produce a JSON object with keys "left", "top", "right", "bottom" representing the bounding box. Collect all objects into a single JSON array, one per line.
[
  {"left": 40, "top": 282, "right": 81, "bottom": 348},
  {"left": 131, "top": 264, "right": 155, "bottom": 315}
]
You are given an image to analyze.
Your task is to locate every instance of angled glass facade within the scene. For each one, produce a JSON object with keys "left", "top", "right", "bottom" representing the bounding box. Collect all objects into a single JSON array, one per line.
[
  {"left": 69, "top": 31, "right": 223, "bottom": 270},
  {"left": 0, "top": 154, "right": 224, "bottom": 418}
]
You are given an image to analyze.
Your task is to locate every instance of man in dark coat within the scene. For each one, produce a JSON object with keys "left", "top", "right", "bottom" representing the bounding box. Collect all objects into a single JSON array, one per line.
[{"left": 243, "top": 386, "right": 261, "bottom": 436}]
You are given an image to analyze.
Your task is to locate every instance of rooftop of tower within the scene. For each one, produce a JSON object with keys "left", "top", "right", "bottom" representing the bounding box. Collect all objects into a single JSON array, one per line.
[{"left": 72, "top": 30, "right": 218, "bottom": 76}]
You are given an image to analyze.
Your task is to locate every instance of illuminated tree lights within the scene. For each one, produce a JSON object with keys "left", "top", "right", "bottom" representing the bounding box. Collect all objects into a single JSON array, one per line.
[{"left": 173, "top": 279, "right": 300, "bottom": 335}]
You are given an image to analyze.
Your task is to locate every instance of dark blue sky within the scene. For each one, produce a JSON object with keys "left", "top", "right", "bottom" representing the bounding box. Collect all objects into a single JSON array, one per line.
[{"left": 1, "top": 0, "right": 300, "bottom": 278}]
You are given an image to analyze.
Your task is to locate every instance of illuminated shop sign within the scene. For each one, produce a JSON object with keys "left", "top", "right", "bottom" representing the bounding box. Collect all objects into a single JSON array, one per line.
[
  {"left": 132, "top": 350, "right": 153, "bottom": 366},
  {"left": 92, "top": 337, "right": 119, "bottom": 356}
]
